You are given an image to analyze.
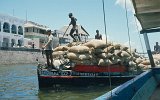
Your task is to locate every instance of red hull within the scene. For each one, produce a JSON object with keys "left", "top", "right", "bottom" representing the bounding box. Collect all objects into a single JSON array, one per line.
[{"left": 72, "top": 64, "right": 127, "bottom": 72}]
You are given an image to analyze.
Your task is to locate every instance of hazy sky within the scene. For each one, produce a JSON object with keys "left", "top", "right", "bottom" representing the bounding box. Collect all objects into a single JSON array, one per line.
[{"left": 0, "top": 0, "right": 159, "bottom": 52}]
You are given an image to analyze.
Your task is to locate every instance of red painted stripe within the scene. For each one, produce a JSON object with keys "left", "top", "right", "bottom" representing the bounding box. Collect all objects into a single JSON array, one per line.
[{"left": 72, "top": 65, "right": 126, "bottom": 72}]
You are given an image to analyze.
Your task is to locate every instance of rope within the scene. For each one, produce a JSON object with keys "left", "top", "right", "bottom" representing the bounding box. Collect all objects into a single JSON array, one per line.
[
  {"left": 102, "top": 0, "right": 108, "bottom": 43},
  {"left": 124, "top": 0, "right": 132, "bottom": 54},
  {"left": 134, "top": 16, "right": 145, "bottom": 56},
  {"left": 102, "top": 0, "right": 112, "bottom": 98},
  {"left": 63, "top": 25, "right": 70, "bottom": 38},
  {"left": 124, "top": 0, "right": 136, "bottom": 94}
]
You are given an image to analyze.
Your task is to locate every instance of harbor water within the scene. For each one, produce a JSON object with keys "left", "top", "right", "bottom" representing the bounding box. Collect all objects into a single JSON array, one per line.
[{"left": 0, "top": 64, "right": 114, "bottom": 100}]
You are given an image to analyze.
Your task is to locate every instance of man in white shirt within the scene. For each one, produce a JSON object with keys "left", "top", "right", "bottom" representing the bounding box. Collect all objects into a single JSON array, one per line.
[{"left": 43, "top": 30, "right": 54, "bottom": 68}]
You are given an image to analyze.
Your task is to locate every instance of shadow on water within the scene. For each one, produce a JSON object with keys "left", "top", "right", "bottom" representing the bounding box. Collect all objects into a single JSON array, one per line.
[
  {"left": 38, "top": 84, "right": 115, "bottom": 100},
  {"left": 0, "top": 64, "right": 116, "bottom": 100}
]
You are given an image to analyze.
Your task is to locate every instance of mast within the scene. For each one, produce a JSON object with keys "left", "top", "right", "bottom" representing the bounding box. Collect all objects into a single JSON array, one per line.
[
  {"left": 143, "top": 33, "right": 155, "bottom": 67},
  {"left": 25, "top": 10, "right": 28, "bottom": 22}
]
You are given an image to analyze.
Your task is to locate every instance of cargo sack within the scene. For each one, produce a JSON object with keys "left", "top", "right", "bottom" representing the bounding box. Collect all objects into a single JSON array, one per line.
[
  {"left": 103, "top": 46, "right": 114, "bottom": 53},
  {"left": 153, "top": 54, "right": 160, "bottom": 61},
  {"left": 141, "top": 60, "right": 150, "bottom": 65},
  {"left": 121, "top": 51, "right": 130, "bottom": 57},
  {"left": 132, "top": 52, "right": 140, "bottom": 58},
  {"left": 90, "top": 48, "right": 104, "bottom": 54},
  {"left": 114, "top": 50, "right": 122, "bottom": 57},
  {"left": 67, "top": 52, "right": 91, "bottom": 60},
  {"left": 135, "top": 57, "right": 143, "bottom": 64},
  {"left": 111, "top": 58, "right": 121, "bottom": 64},
  {"left": 98, "top": 59, "right": 113, "bottom": 66},
  {"left": 154, "top": 59, "right": 159, "bottom": 65},
  {"left": 79, "top": 54, "right": 92, "bottom": 60},
  {"left": 114, "top": 44, "right": 121, "bottom": 50},
  {"left": 53, "top": 51, "right": 66, "bottom": 58},
  {"left": 120, "top": 57, "right": 130, "bottom": 65},
  {"left": 69, "top": 45, "right": 90, "bottom": 53},
  {"left": 97, "top": 53, "right": 113, "bottom": 59},
  {"left": 67, "top": 42, "right": 76, "bottom": 47},
  {"left": 106, "top": 41, "right": 113, "bottom": 47},
  {"left": 53, "top": 46, "right": 69, "bottom": 51},
  {"left": 129, "top": 61, "right": 137, "bottom": 68},
  {"left": 83, "top": 39, "right": 106, "bottom": 49},
  {"left": 67, "top": 42, "right": 83, "bottom": 47},
  {"left": 71, "top": 59, "right": 92, "bottom": 65},
  {"left": 121, "top": 46, "right": 128, "bottom": 51},
  {"left": 67, "top": 52, "right": 78, "bottom": 60}
]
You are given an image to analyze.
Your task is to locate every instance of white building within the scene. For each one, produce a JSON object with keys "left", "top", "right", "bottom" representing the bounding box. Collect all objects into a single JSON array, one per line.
[
  {"left": 58, "top": 25, "right": 89, "bottom": 44},
  {"left": 0, "top": 13, "right": 25, "bottom": 47},
  {"left": 24, "top": 21, "right": 50, "bottom": 49}
]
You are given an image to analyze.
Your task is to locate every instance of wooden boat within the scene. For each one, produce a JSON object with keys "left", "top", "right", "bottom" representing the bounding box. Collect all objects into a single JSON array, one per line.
[
  {"left": 37, "top": 64, "right": 139, "bottom": 88},
  {"left": 96, "top": 68, "right": 160, "bottom": 100}
]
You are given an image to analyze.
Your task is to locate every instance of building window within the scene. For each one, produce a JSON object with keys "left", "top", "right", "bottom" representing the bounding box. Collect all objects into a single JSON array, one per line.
[
  {"left": 11, "top": 39, "right": 16, "bottom": 47},
  {"left": 18, "top": 39, "right": 23, "bottom": 47},
  {"left": 40, "top": 29, "right": 45, "bottom": 34},
  {"left": 25, "top": 28, "right": 28, "bottom": 32},
  {"left": 11, "top": 24, "right": 17, "bottom": 34},
  {"left": 3, "top": 22, "right": 10, "bottom": 33},
  {"left": 2, "top": 38, "right": 9, "bottom": 47},
  {"left": 18, "top": 26, "right": 23, "bottom": 35}
]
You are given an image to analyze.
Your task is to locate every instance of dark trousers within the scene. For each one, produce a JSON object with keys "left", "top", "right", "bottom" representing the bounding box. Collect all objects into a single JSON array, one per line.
[
  {"left": 45, "top": 50, "right": 53, "bottom": 67},
  {"left": 70, "top": 27, "right": 81, "bottom": 41}
]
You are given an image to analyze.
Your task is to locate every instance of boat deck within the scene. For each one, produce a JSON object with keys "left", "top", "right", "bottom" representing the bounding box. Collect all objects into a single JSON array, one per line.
[{"left": 150, "top": 85, "right": 160, "bottom": 100}]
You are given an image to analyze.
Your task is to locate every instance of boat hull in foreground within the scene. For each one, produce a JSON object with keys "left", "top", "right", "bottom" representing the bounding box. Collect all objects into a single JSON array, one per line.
[{"left": 96, "top": 68, "right": 160, "bottom": 100}]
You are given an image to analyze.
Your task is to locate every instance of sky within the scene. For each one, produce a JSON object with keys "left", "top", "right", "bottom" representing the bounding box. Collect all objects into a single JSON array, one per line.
[{"left": 0, "top": 0, "right": 160, "bottom": 53}]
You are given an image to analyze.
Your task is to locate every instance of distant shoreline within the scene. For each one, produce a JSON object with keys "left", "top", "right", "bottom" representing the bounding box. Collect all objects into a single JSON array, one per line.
[{"left": 0, "top": 49, "right": 45, "bottom": 65}]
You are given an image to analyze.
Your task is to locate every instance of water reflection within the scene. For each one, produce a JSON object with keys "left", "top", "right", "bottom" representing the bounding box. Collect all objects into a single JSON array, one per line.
[
  {"left": 0, "top": 64, "right": 38, "bottom": 100},
  {"left": 38, "top": 85, "right": 114, "bottom": 100},
  {"left": 0, "top": 64, "right": 113, "bottom": 100}
]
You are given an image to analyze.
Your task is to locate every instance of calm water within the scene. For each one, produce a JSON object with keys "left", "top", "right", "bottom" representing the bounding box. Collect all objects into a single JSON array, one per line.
[{"left": 0, "top": 64, "right": 114, "bottom": 100}]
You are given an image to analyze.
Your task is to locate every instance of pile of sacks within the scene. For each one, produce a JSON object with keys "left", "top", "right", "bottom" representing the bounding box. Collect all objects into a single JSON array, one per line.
[
  {"left": 52, "top": 39, "right": 159, "bottom": 71},
  {"left": 153, "top": 54, "right": 160, "bottom": 67}
]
